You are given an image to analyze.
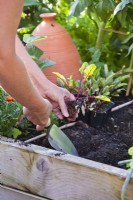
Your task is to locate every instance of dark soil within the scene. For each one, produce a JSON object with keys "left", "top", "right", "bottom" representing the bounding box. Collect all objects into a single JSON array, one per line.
[
  {"left": 20, "top": 95, "right": 133, "bottom": 169},
  {"left": 63, "top": 96, "right": 133, "bottom": 168}
]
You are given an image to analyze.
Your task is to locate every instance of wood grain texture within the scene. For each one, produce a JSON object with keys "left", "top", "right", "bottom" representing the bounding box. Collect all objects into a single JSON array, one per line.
[
  {"left": 0, "top": 184, "right": 49, "bottom": 200},
  {"left": 0, "top": 136, "right": 132, "bottom": 200}
]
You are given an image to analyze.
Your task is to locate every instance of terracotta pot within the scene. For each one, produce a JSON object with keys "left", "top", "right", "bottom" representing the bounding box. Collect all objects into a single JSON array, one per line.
[{"left": 32, "top": 13, "right": 81, "bottom": 83}]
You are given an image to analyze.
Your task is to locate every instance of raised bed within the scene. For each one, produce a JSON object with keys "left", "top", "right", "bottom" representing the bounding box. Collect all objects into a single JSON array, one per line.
[
  {"left": 0, "top": 184, "right": 48, "bottom": 200},
  {"left": 0, "top": 136, "right": 133, "bottom": 200}
]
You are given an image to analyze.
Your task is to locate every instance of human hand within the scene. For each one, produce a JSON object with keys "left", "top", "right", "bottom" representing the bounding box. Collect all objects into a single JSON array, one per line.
[
  {"left": 44, "top": 84, "right": 75, "bottom": 119},
  {"left": 23, "top": 99, "right": 52, "bottom": 131}
]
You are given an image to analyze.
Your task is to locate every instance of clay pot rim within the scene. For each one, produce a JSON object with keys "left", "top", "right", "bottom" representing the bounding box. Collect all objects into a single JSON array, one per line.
[{"left": 40, "top": 13, "right": 57, "bottom": 19}]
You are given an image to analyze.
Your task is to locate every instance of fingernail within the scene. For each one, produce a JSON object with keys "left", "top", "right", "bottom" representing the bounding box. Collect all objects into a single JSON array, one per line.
[
  {"left": 64, "top": 112, "right": 69, "bottom": 118},
  {"left": 45, "top": 118, "right": 51, "bottom": 127},
  {"left": 71, "top": 94, "right": 76, "bottom": 100},
  {"left": 36, "top": 125, "right": 44, "bottom": 131}
]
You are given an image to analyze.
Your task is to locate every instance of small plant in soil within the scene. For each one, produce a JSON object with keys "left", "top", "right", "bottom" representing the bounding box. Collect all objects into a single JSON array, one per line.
[
  {"left": 118, "top": 146, "right": 133, "bottom": 200},
  {"left": 0, "top": 86, "right": 44, "bottom": 140},
  {"left": 0, "top": 87, "right": 22, "bottom": 138},
  {"left": 53, "top": 62, "right": 129, "bottom": 125}
]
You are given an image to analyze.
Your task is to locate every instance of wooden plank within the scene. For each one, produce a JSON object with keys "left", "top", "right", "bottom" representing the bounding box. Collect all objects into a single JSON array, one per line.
[
  {"left": 0, "top": 136, "right": 133, "bottom": 200},
  {"left": 0, "top": 184, "right": 49, "bottom": 200}
]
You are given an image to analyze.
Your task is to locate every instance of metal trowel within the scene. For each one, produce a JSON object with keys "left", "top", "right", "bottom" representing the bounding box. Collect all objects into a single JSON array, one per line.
[
  {"left": 24, "top": 124, "right": 79, "bottom": 156},
  {"left": 47, "top": 124, "right": 79, "bottom": 156}
]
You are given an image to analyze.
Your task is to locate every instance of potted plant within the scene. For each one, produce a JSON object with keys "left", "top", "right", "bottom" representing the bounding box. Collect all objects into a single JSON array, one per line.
[{"left": 53, "top": 62, "right": 128, "bottom": 127}]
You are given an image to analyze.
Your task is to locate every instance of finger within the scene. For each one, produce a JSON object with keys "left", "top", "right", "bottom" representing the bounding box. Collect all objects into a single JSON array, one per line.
[
  {"left": 36, "top": 118, "right": 51, "bottom": 131},
  {"left": 23, "top": 107, "right": 28, "bottom": 115},
  {"left": 69, "top": 93, "right": 76, "bottom": 101},
  {"left": 53, "top": 107, "right": 63, "bottom": 119},
  {"left": 63, "top": 90, "right": 75, "bottom": 101},
  {"left": 36, "top": 125, "right": 45, "bottom": 131},
  {"left": 45, "top": 118, "right": 51, "bottom": 127},
  {"left": 59, "top": 98, "right": 69, "bottom": 118}
]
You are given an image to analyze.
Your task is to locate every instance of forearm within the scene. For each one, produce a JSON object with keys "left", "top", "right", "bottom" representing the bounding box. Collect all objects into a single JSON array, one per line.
[
  {"left": 15, "top": 36, "right": 75, "bottom": 119},
  {"left": 16, "top": 36, "right": 55, "bottom": 96},
  {"left": 0, "top": 0, "right": 52, "bottom": 129},
  {"left": 0, "top": 54, "right": 46, "bottom": 110}
]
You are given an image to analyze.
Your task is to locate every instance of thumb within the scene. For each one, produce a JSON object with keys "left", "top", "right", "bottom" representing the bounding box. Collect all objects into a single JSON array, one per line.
[
  {"left": 45, "top": 118, "right": 51, "bottom": 127},
  {"left": 36, "top": 118, "right": 51, "bottom": 131}
]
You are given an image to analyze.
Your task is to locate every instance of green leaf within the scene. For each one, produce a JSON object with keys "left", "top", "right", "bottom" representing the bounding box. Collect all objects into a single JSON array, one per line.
[
  {"left": 79, "top": 62, "right": 88, "bottom": 73},
  {"left": 122, "top": 33, "right": 133, "bottom": 44},
  {"left": 0, "top": 87, "right": 22, "bottom": 135},
  {"left": 26, "top": 44, "right": 43, "bottom": 60},
  {"left": 95, "top": 95, "right": 111, "bottom": 102},
  {"left": 56, "top": 78, "right": 65, "bottom": 87},
  {"left": 10, "top": 128, "right": 22, "bottom": 139},
  {"left": 114, "top": 0, "right": 132, "bottom": 16},
  {"left": 104, "top": 73, "right": 115, "bottom": 85},
  {"left": 118, "top": 159, "right": 131, "bottom": 166},
  {"left": 84, "top": 64, "right": 97, "bottom": 78},
  {"left": 129, "top": 160, "right": 133, "bottom": 168},
  {"left": 91, "top": 49, "right": 101, "bottom": 62},
  {"left": 69, "top": 0, "right": 79, "bottom": 17},
  {"left": 23, "top": 34, "right": 46, "bottom": 44},
  {"left": 69, "top": 0, "right": 92, "bottom": 17},
  {"left": 127, "top": 44, "right": 133, "bottom": 56},
  {"left": 50, "top": 113, "right": 59, "bottom": 126},
  {"left": 37, "top": 58, "right": 55, "bottom": 69},
  {"left": 114, "top": 83, "right": 127, "bottom": 89},
  {"left": 117, "top": 75, "right": 129, "bottom": 82},
  {"left": 121, "top": 167, "right": 133, "bottom": 200},
  {"left": 17, "top": 26, "right": 34, "bottom": 34},
  {"left": 48, "top": 125, "right": 79, "bottom": 156},
  {"left": 24, "top": 0, "right": 41, "bottom": 6},
  {"left": 68, "top": 75, "right": 74, "bottom": 87},
  {"left": 52, "top": 72, "right": 67, "bottom": 84},
  {"left": 128, "top": 147, "right": 133, "bottom": 156}
]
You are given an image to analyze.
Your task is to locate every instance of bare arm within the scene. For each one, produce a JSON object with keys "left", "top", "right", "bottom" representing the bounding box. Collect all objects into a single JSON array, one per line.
[
  {"left": 16, "top": 36, "right": 75, "bottom": 119},
  {"left": 15, "top": 35, "right": 54, "bottom": 97},
  {"left": 0, "top": 0, "right": 52, "bottom": 130}
]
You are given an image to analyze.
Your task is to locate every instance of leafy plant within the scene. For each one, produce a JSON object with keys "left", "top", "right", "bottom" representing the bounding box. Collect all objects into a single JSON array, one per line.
[
  {"left": 23, "top": 34, "right": 55, "bottom": 69},
  {"left": 19, "top": 0, "right": 133, "bottom": 74},
  {"left": 53, "top": 62, "right": 128, "bottom": 112},
  {"left": 0, "top": 87, "right": 22, "bottom": 139},
  {"left": 118, "top": 146, "right": 133, "bottom": 200},
  {"left": 67, "top": 0, "right": 133, "bottom": 72}
]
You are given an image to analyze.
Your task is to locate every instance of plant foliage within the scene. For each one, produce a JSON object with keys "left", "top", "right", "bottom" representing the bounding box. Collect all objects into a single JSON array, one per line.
[
  {"left": 23, "top": 34, "right": 55, "bottom": 69},
  {"left": 118, "top": 146, "right": 133, "bottom": 200},
  {"left": 0, "top": 87, "right": 22, "bottom": 138}
]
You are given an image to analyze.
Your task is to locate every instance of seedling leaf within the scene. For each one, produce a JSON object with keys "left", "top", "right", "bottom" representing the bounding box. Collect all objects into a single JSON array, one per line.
[
  {"left": 84, "top": 64, "right": 97, "bottom": 79},
  {"left": 128, "top": 147, "right": 133, "bottom": 156},
  {"left": 79, "top": 62, "right": 88, "bottom": 73},
  {"left": 121, "top": 167, "right": 133, "bottom": 200},
  {"left": 95, "top": 95, "right": 111, "bottom": 102},
  {"left": 52, "top": 72, "right": 67, "bottom": 84}
]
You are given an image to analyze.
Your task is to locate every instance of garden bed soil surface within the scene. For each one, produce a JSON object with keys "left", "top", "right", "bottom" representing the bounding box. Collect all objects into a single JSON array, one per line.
[
  {"left": 64, "top": 96, "right": 133, "bottom": 168},
  {"left": 21, "top": 96, "right": 133, "bottom": 169}
]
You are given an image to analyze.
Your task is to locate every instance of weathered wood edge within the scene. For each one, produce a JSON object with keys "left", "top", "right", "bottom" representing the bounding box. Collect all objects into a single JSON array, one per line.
[
  {"left": 0, "top": 184, "right": 50, "bottom": 200},
  {"left": 0, "top": 136, "right": 133, "bottom": 200},
  {"left": 0, "top": 136, "right": 129, "bottom": 177}
]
